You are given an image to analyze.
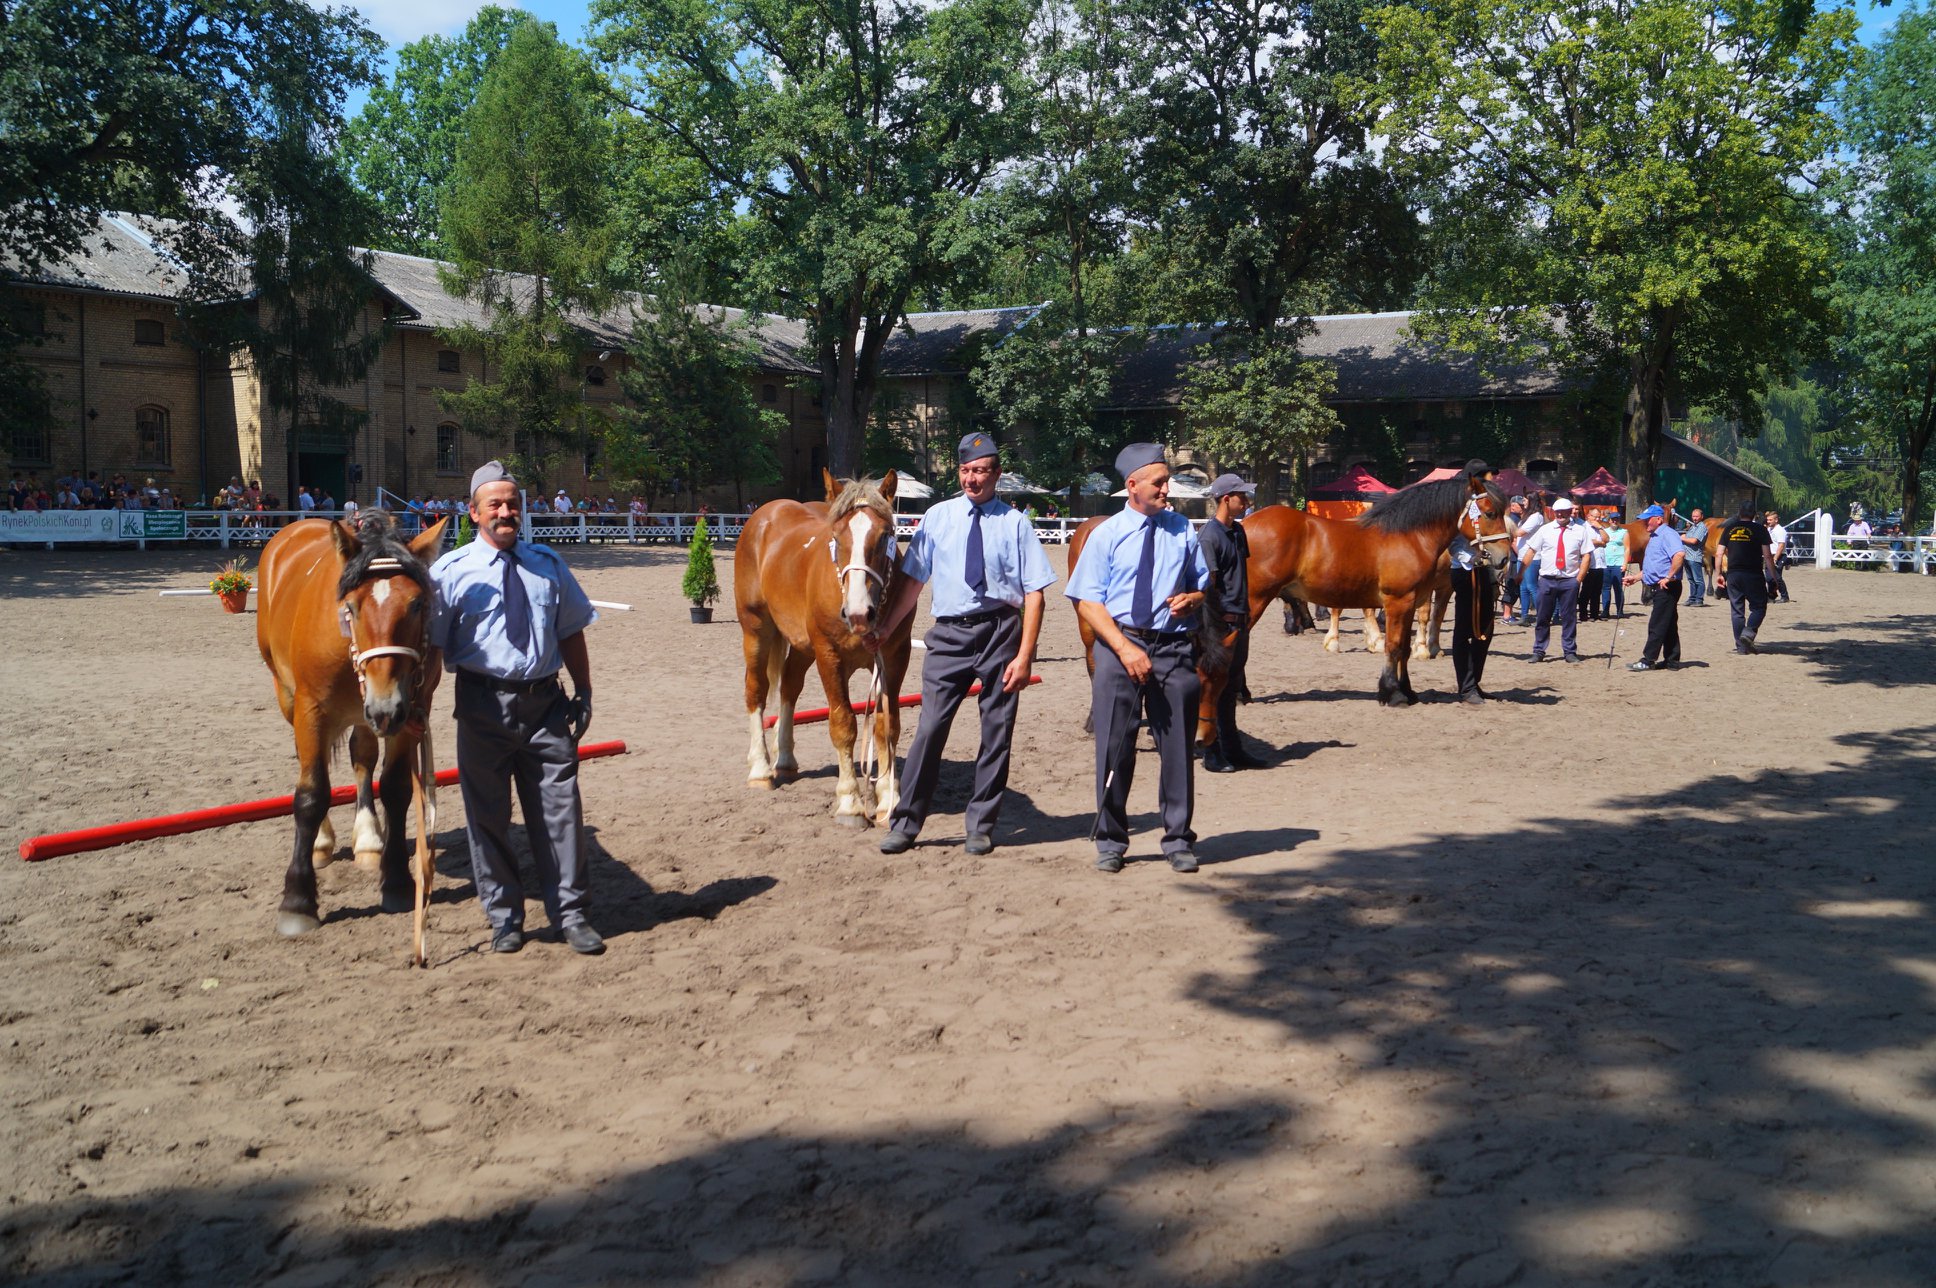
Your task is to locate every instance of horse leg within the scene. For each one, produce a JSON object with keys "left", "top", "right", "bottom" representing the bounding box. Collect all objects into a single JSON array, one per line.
[
  {"left": 349, "top": 725, "right": 387, "bottom": 870},
  {"left": 1364, "top": 608, "right": 1384, "bottom": 653},
  {"left": 1323, "top": 607, "right": 1342, "bottom": 653},
  {"left": 375, "top": 733, "right": 417, "bottom": 915},
  {"left": 742, "top": 619, "right": 780, "bottom": 787},
  {"left": 1420, "top": 585, "right": 1450, "bottom": 660},
  {"left": 871, "top": 646, "right": 911, "bottom": 827},
  {"left": 1378, "top": 593, "right": 1421, "bottom": 707},
  {"left": 816, "top": 650, "right": 868, "bottom": 827},
  {"left": 1079, "top": 617, "right": 1097, "bottom": 734},
  {"left": 774, "top": 646, "right": 814, "bottom": 780},
  {"left": 278, "top": 707, "right": 333, "bottom": 937}
]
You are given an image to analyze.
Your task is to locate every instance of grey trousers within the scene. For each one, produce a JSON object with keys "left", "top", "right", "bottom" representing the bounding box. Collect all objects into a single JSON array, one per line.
[
  {"left": 455, "top": 673, "right": 589, "bottom": 933},
  {"left": 1091, "top": 631, "right": 1198, "bottom": 857},
  {"left": 888, "top": 612, "right": 1023, "bottom": 839}
]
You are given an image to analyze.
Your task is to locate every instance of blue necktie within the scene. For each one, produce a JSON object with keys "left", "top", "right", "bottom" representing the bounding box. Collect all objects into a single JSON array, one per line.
[
  {"left": 1131, "top": 515, "right": 1158, "bottom": 627},
  {"left": 501, "top": 547, "right": 533, "bottom": 655},
  {"left": 965, "top": 503, "right": 986, "bottom": 596}
]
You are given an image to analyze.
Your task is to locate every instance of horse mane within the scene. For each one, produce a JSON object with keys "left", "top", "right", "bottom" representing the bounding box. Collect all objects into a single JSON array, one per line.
[
  {"left": 826, "top": 476, "right": 894, "bottom": 525},
  {"left": 1358, "top": 477, "right": 1506, "bottom": 534},
  {"left": 335, "top": 509, "right": 432, "bottom": 596}
]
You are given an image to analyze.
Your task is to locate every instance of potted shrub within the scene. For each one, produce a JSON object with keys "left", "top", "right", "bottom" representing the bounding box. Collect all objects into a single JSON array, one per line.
[
  {"left": 682, "top": 516, "right": 720, "bottom": 623},
  {"left": 210, "top": 557, "right": 253, "bottom": 614}
]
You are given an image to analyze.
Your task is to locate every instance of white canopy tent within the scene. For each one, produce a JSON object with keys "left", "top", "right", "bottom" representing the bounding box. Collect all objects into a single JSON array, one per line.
[
  {"left": 1111, "top": 475, "right": 1211, "bottom": 499},
  {"left": 892, "top": 476, "right": 935, "bottom": 502},
  {"left": 996, "top": 471, "right": 1052, "bottom": 496}
]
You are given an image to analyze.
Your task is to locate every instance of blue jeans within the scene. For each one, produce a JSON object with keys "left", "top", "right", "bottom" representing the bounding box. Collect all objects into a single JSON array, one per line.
[
  {"left": 1600, "top": 569, "right": 1625, "bottom": 617},
  {"left": 1519, "top": 557, "right": 1541, "bottom": 620},
  {"left": 1686, "top": 559, "right": 1706, "bottom": 604}
]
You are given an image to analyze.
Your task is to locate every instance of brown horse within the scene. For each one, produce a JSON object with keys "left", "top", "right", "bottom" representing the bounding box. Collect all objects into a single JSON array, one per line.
[
  {"left": 735, "top": 470, "right": 913, "bottom": 827},
  {"left": 1235, "top": 476, "right": 1510, "bottom": 706},
  {"left": 257, "top": 511, "right": 447, "bottom": 964}
]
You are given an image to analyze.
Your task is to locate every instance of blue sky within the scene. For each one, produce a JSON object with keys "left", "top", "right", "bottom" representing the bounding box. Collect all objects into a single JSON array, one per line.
[{"left": 340, "top": 0, "right": 1913, "bottom": 119}]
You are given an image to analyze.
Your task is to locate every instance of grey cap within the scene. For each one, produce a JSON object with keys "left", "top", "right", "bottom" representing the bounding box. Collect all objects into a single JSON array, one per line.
[
  {"left": 1115, "top": 442, "right": 1168, "bottom": 480},
  {"left": 957, "top": 432, "right": 998, "bottom": 465},
  {"left": 1210, "top": 472, "right": 1257, "bottom": 499},
  {"left": 470, "top": 460, "right": 515, "bottom": 496}
]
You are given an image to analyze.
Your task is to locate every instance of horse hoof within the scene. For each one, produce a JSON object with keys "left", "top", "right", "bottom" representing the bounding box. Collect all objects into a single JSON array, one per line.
[
  {"left": 773, "top": 764, "right": 800, "bottom": 781},
  {"left": 833, "top": 812, "right": 867, "bottom": 829},
  {"left": 277, "top": 911, "right": 322, "bottom": 938},
  {"left": 380, "top": 888, "right": 414, "bottom": 915},
  {"left": 749, "top": 776, "right": 776, "bottom": 791},
  {"left": 354, "top": 849, "right": 384, "bottom": 871}
]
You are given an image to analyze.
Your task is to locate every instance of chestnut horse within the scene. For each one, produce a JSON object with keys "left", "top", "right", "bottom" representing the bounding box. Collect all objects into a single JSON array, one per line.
[
  {"left": 735, "top": 470, "right": 913, "bottom": 827},
  {"left": 1236, "top": 476, "right": 1509, "bottom": 706},
  {"left": 257, "top": 511, "right": 447, "bottom": 964}
]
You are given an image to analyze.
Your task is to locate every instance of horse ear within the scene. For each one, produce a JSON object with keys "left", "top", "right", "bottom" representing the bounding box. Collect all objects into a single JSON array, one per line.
[
  {"left": 879, "top": 469, "right": 897, "bottom": 502},
  {"left": 329, "top": 518, "right": 361, "bottom": 563},
  {"left": 822, "top": 468, "right": 840, "bottom": 502},
  {"left": 409, "top": 516, "right": 449, "bottom": 563}
]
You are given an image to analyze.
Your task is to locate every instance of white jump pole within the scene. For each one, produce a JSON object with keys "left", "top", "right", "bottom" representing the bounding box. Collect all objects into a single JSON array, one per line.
[
  {"left": 589, "top": 599, "right": 631, "bottom": 611},
  {"left": 159, "top": 588, "right": 214, "bottom": 596}
]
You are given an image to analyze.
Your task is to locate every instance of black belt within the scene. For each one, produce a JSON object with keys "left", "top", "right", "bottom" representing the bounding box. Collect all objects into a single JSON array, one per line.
[
  {"left": 458, "top": 669, "right": 561, "bottom": 694},
  {"left": 934, "top": 607, "right": 1018, "bottom": 627},
  {"left": 1119, "top": 625, "right": 1193, "bottom": 642}
]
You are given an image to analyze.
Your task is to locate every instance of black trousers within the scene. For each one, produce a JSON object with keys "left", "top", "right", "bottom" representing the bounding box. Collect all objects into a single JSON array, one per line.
[
  {"left": 1214, "top": 623, "right": 1250, "bottom": 756},
  {"left": 1091, "top": 632, "right": 1198, "bottom": 857},
  {"left": 1450, "top": 566, "right": 1495, "bottom": 697},
  {"left": 888, "top": 611, "right": 1023, "bottom": 839},
  {"left": 1726, "top": 569, "right": 1768, "bottom": 645},
  {"left": 1581, "top": 567, "right": 1605, "bottom": 618},
  {"left": 1641, "top": 578, "right": 1682, "bottom": 664}
]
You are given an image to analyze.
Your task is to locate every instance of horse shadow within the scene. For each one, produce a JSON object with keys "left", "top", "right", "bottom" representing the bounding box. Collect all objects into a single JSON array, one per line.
[
  {"left": 1191, "top": 825, "right": 1321, "bottom": 866},
  {"left": 321, "top": 823, "right": 775, "bottom": 945}
]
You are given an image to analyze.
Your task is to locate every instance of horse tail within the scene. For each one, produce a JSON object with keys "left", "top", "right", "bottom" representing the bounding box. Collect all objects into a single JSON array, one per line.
[
  {"left": 764, "top": 636, "right": 786, "bottom": 714},
  {"left": 1195, "top": 606, "right": 1233, "bottom": 677}
]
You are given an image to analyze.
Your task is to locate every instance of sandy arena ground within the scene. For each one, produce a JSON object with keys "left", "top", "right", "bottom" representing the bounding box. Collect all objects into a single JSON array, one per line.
[{"left": 2, "top": 540, "right": 1934, "bottom": 1286}]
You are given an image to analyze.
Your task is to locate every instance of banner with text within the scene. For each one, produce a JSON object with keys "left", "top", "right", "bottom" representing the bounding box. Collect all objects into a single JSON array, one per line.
[{"left": 0, "top": 510, "right": 188, "bottom": 542}]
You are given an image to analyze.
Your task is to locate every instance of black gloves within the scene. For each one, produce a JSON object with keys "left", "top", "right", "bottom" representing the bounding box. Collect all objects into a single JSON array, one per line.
[{"left": 565, "top": 691, "right": 593, "bottom": 744}]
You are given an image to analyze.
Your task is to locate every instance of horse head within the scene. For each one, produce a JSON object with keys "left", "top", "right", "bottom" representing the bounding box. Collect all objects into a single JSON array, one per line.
[
  {"left": 332, "top": 511, "right": 449, "bottom": 736},
  {"left": 1463, "top": 478, "right": 1514, "bottom": 573},
  {"left": 822, "top": 467, "right": 899, "bottom": 634}
]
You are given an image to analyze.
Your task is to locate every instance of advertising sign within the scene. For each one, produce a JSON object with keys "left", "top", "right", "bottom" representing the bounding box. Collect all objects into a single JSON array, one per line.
[{"left": 0, "top": 510, "right": 121, "bottom": 542}]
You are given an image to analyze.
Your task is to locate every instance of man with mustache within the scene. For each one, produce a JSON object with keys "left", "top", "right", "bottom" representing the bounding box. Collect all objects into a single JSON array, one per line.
[{"left": 427, "top": 461, "right": 603, "bottom": 956}]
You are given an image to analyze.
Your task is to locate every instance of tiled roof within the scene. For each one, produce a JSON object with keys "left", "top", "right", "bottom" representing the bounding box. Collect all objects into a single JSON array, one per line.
[
  {"left": 876, "top": 306, "right": 1046, "bottom": 376},
  {"left": 1, "top": 213, "right": 193, "bottom": 302},
  {"left": 1104, "top": 312, "right": 1571, "bottom": 410}
]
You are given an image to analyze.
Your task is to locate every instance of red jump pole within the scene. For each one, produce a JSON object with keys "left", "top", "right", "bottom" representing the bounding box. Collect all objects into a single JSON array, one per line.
[
  {"left": 17, "top": 740, "right": 629, "bottom": 862},
  {"left": 765, "top": 676, "right": 1041, "bottom": 729}
]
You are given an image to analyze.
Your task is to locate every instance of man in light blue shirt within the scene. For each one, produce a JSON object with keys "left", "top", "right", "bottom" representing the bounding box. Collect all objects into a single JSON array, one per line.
[
  {"left": 873, "top": 433, "right": 1056, "bottom": 856},
  {"left": 428, "top": 461, "right": 603, "bottom": 955},
  {"left": 1067, "top": 443, "right": 1210, "bottom": 874},
  {"left": 1626, "top": 503, "right": 1685, "bottom": 672}
]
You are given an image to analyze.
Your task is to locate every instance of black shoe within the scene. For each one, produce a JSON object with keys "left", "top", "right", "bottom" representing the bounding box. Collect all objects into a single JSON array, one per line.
[
  {"left": 1628, "top": 660, "right": 1653, "bottom": 672},
  {"left": 1202, "top": 750, "right": 1236, "bottom": 774},
  {"left": 491, "top": 926, "right": 525, "bottom": 954},
  {"left": 1461, "top": 689, "right": 1485, "bottom": 706},
  {"left": 1734, "top": 643, "right": 1751, "bottom": 654},
  {"left": 1095, "top": 853, "right": 1125, "bottom": 874},
  {"left": 1563, "top": 653, "right": 1583, "bottom": 664},
  {"left": 964, "top": 832, "right": 993, "bottom": 856},
  {"left": 563, "top": 923, "right": 605, "bottom": 955},
  {"left": 1168, "top": 850, "right": 1200, "bottom": 873},
  {"left": 1779, "top": 597, "right": 1792, "bottom": 604},
  {"left": 879, "top": 830, "right": 915, "bottom": 856},
  {"left": 1740, "top": 633, "right": 1758, "bottom": 653}
]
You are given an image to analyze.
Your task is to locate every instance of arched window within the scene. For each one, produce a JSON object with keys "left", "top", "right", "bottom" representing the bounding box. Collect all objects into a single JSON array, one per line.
[
  {"left": 436, "top": 349, "right": 460, "bottom": 373},
  {"left": 135, "top": 406, "right": 171, "bottom": 465},
  {"left": 436, "top": 423, "right": 459, "bottom": 473},
  {"left": 585, "top": 365, "right": 606, "bottom": 386},
  {"left": 133, "top": 319, "right": 165, "bottom": 346},
  {"left": 1310, "top": 460, "right": 1340, "bottom": 486},
  {"left": 1527, "top": 458, "right": 1559, "bottom": 481}
]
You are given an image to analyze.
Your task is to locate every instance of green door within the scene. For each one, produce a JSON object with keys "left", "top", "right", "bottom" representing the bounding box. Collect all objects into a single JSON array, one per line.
[{"left": 1654, "top": 468, "right": 1711, "bottom": 515}]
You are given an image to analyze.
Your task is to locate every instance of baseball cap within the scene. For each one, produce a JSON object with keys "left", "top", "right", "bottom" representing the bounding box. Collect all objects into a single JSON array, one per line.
[
  {"left": 1639, "top": 504, "right": 1665, "bottom": 520},
  {"left": 1210, "top": 473, "right": 1257, "bottom": 499}
]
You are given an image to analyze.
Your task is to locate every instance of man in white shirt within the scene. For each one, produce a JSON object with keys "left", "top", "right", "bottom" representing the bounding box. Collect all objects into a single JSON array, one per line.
[
  {"left": 1525, "top": 497, "right": 1598, "bottom": 663},
  {"left": 297, "top": 486, "right": 316, "bottom": 512},
  {"left": 554, "top": 488, "right": 572, "bottom": 514},
  {"left": 1765, "top": 512, "right": 1791, "bottom": 602}
]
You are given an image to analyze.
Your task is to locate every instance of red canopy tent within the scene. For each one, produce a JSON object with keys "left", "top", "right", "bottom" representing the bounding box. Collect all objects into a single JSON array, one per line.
[
  {"left": 1308, "top": 465, "right": 1396, "bottom": 501},
  {"left": 1491, "top": 466, "right": 1539, "bottom": 498},
  {"left": 1308, "top": 465, "right": 1394, "bottom": 519},
  {"left": 1570, "top": 467, "right": 1626, "bottom": 502},
  {"left": 1403, "top": 466, "right": 1462, "bottom": 487}
]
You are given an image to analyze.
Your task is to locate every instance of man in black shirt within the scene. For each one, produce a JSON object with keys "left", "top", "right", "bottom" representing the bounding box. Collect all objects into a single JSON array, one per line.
[
  {"left": 1200, "top": 473, "right": 1264, "bottom": 773},
  {"left": 1718, "top": 501, "right": 1777, "bottom": 653}
]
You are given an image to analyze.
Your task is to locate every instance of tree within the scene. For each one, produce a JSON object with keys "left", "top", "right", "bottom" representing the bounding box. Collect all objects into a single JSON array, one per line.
[
  {"left": 591, "top": 0, "right": 1033, "bottom": 479},
  {"left": 604, "top": 256, "right": 785, "bottom": 509},
  {"left": 338, "top": 6, "right": 526, "bottom": 257},
  {"left": 1180, "top": 335, "right": 1340, "bottom": 499},
  {"left": 1371, "top": 0, "right": 1858, "bottom": 511},
  {"left": 1834, "top": 4, "right": 1936, "bottom": 532},
  {"left": 970, "top": 300, "right": 1135, "bottom": 498},
  {"left": 435, "top": 17, "right": 619, "bottom": 488},
  {"left": 0, "top": 0, "right": 379, "bottom": 432}
]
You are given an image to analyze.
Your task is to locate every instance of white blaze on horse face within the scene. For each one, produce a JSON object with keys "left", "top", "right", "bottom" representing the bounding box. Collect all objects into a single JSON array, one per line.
[
  {"left": 841, "top": 511, "right": 878, "bottom": 626},
  {"left": 370, "top": 578, "right": 391, "bottom": 606}
]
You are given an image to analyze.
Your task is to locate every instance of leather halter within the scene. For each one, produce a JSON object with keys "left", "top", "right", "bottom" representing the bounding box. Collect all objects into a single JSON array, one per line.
[{"left": 338, "top": 557, "right": 425, "bottom": 696}]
